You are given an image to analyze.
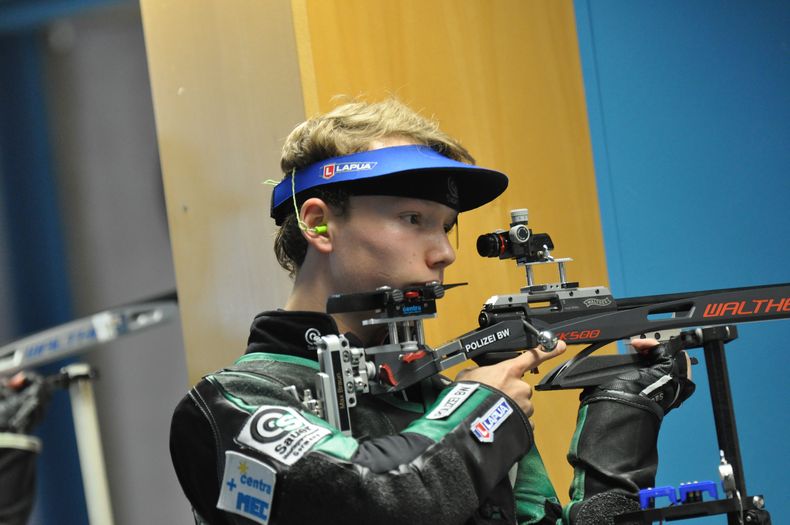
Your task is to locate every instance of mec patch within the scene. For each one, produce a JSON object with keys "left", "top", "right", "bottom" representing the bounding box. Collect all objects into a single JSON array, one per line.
[
  {"left": 217, "top": 451, "right": 276, "bottom": 525},
  {"left": 237, "top": 405, "right": 331, "bottom": 466}
]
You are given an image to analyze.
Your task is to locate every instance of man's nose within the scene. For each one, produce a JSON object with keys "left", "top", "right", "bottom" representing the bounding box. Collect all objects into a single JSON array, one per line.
[{"left": 427, "top": 234, "right": 457, "bottom": 270}]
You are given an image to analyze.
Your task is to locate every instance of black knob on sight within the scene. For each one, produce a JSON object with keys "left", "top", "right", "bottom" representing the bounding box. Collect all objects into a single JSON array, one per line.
[{"left": 477, "top": 231, "right": 507, "bottom": 258}]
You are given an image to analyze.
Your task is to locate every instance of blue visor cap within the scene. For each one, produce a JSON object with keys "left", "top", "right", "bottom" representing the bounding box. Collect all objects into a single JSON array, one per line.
[{"left": 270, "top": 144, "right": 508, "bottom": 225}]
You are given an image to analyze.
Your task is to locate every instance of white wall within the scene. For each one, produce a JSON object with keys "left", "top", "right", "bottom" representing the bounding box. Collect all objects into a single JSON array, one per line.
[{"left": 40, "top": 4, "right": 192, "bottom": 523}]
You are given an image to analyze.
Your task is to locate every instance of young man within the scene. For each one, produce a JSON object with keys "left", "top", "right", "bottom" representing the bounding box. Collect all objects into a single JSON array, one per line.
[{"left": 170, "top": 100, "right": 694, "bottom": 525}]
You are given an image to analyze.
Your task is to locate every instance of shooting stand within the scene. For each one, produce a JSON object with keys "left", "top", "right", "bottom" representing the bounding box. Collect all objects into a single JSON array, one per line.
[
  {"left": 615, "top": 325, "right": 771, "bottom": 525},
  {"left": 0, "top": 295, "right": 178, "bottom": 525},
  {"left": 509, "top": 245, "right": 774, "bottom": 524}
]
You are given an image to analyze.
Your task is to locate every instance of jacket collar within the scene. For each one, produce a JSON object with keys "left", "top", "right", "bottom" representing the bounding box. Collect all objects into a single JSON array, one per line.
[{"left": 245, "top": 310, "right": 340, "bottom": 361}]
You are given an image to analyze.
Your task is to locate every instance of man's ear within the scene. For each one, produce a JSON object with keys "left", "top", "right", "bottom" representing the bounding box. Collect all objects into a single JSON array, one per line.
[{"left": 300, "top": 197, "right": 332, "bottom": 254}]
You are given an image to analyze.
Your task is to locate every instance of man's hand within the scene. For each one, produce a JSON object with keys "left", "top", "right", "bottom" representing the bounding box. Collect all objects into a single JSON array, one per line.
[
  {"left": 588, "top": 336, "right": 695, "bottom": 414},
  {"left": 457, "top": 341, "right": 567, "bottom": 427},
  {"left": 630, "top": 337, "right": 693, "bottom": 382},
  {"left": 0, "top": 371, "right": 52, "bottom": 433}
]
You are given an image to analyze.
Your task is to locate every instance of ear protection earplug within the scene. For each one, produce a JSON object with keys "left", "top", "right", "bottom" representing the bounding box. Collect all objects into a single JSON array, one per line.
[{"left": 310, "top": 224, "right": 328, "bottom": 234}]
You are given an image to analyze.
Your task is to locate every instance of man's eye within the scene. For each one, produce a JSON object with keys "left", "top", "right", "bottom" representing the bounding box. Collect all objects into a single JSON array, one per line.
[{"left": 402, "top": 214, "right": 421, "bottom": 225}]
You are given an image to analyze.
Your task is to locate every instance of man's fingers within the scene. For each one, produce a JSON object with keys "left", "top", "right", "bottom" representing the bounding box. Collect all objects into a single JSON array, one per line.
[
  {"left": 683, "top": 351, "right": 693, "bottom": 382},
  {"left": 630, "top": 337, "right": 660, "bottom": 354},
  {"left": 9, "top": 372, "right": 27, "bottom": 390},
  {"left": 511, "top": 340, "right": 567, "bottom": 375}
]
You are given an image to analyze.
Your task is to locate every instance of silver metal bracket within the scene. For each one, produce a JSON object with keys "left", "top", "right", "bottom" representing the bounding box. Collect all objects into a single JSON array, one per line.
[{"left": 313, "top": 334, "right": 371, "bottom": 435}]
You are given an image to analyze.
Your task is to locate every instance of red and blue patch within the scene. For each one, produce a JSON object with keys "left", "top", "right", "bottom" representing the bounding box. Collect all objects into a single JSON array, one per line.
[
  {"left": 471, "top": 397, "right": 512, "bottom": 443},
  {"left": 321, "top": 161, "right": 378, "bottom": 179}
]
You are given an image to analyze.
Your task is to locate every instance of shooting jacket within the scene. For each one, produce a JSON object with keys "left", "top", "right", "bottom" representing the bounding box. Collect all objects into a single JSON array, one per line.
[{"left": 170, "top": 311, "right": 551, "bottom": 525}]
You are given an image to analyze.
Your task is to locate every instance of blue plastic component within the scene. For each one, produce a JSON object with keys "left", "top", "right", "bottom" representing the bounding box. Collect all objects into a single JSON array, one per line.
[
  {"left": 639, "top": 486, "right": 678, "bottom": 509},
  {"left": 640, "top": 481, "right": 720, "bottom": 509},
  {"left": 678, "top": 481, "right": 719, "bottom": 503}
]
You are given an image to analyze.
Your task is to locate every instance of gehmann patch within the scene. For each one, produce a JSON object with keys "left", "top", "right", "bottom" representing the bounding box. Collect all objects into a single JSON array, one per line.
[
  {"left": 426, "top": 383, "right": 479, "bottom": 420},
  {"left": 322, "top": 161, "right": 378, "bottom": 179},
  {"left": 470, "top": 397, "right": 513, "bottom": 443},
  {"left": 237, "top": 406, "right": 331, "bottom": 466},
  {"left": 217, "top": 451, "right": 276, "bottom": 525}
]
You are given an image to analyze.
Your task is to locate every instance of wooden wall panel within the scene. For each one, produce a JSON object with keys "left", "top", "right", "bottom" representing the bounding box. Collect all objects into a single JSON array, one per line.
[
  {"left": 142, "top": 0, "right": 611, "bottom": 504},
  {"left": 139, "top": 0, "right": 304, "bottom": 385},
  {"left": 294, "top": 0, "right": 608, "bottom": 501}
]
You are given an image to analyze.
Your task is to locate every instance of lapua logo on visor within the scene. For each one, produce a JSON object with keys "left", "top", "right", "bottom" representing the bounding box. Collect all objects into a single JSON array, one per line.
[{"left": 322, "top": 162, "right": 378, "bottom": 179}]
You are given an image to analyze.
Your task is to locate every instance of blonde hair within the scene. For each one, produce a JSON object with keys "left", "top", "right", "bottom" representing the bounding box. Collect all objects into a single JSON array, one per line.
[
  {"left": 275, "top": 98, "right": 474, "bottom": 276},
  {"left": 281, "top": 98, "right": 474, "bottom": 173}
]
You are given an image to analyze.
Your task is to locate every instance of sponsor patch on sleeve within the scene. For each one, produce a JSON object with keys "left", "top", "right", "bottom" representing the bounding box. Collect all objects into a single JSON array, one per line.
[
  {"left": 426, "top": 383, "right": 479, "bottom": 420},
  {"left": 236, "top": 405, "right": 331, "bottom": 466},
  {"left": 217, "top": 451, "right": 276, "bottom": 525},
  {"left": 470, "top": 397, "right": 513, "bottom": 443}
]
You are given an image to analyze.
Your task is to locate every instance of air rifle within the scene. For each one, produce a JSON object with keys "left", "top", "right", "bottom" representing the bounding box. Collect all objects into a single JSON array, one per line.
[{"left": 301, "top": 209, "right": 790, "bottom": 435}]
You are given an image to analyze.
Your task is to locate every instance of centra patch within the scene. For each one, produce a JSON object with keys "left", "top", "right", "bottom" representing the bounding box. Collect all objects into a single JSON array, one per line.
[
  {"left": 217, "top": 451, "right": 276, "bottom": 525},
  {"left": 237, "top": 405, "right": 331, "bottom": 466},
  {"left": 471, "top": 397, "right": 512, "bottom": 443},
  {"left": 426, "top": 383, "right": 479, "bottom": 420}
]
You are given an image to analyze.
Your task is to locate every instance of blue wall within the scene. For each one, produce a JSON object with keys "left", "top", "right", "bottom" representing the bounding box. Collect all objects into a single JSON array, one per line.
[
  {"left": 0, "top": 31, "right": 89, "bottom": 525},
  {"left": 0, "top": 2, "right": 126, "bottom": 523},
  {"left": 575, "top": 0, "right": 789, "bottom": 523}
]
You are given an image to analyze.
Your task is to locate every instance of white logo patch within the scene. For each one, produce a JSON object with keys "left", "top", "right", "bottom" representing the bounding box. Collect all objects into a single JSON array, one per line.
[
  {"left": 237, "top": 406, "right": 330, "bottom": 466},
  {"left": 304, "top": 328, "right": 322, "bottom": 345},
  {"left": 470, "top": 397, "right": 513, "bottom": 443},
  {"left": 217, "top": 451, "right": 276, "bottom": 525},
  {"left": 426, "top": 383, "right": 479, "bottom": 420}
]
